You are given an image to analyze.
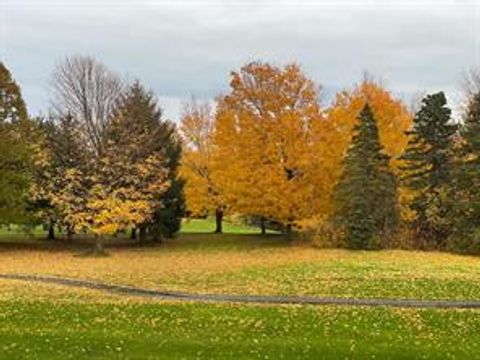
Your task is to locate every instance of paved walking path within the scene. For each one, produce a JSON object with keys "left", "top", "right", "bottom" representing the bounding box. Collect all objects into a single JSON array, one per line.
[{"left": 1, "top": 273, "right": 480, "bottom": 309}]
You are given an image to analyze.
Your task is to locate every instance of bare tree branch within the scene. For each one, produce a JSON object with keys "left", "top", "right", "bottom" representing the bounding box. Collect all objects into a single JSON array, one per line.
[{"left": 50, "top": 55, "right": 125, "bottom": 157}]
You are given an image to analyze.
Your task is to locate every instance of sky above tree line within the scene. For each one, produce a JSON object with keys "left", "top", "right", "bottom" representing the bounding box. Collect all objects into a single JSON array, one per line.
[{"left": 1, "top": 0, "right": 479, "bottom": 121}]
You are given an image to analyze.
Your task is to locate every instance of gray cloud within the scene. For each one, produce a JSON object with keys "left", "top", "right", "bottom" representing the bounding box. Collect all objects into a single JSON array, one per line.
[{"left": 1, "top": 0, "right": 479, "bottom": 120}]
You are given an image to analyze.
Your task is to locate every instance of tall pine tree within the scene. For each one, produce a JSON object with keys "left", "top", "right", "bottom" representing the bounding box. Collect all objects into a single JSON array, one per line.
[
  {"left": 449, "top": 91, "right": 480, "bottom": 252},
  {"left": 333, "top": 104, "right": 397, "bottom": 249},
  {"left": 400, "top": 92, "right": 457, "bottom": 246}
]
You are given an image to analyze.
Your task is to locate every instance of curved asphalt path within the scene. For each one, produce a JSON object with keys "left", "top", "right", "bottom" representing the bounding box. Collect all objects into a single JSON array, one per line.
[{"left": 1, "top": 273, "right": 480, "bottom": 309}]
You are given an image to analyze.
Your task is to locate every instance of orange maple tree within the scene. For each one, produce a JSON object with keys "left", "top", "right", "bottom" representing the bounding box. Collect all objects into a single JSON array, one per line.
[{"left": 213, "top": 62, "right": 322, "bottom": 231}]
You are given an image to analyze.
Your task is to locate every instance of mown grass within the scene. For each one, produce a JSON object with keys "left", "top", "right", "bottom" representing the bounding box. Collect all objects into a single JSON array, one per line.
[
  {"left": 181, "top": 218, "right": 271, "bottom": 234},
  {"left": 1, "top": 227, "right": 480, "bottom": 301},
  {"left": 2, "top": 219, "right": 480, "bottom": 358},
  {"left": 1, "top": 300, "right": 480, "bottom": 359},
  {"left": 0, "top": 218, "right": 270, "bottom": 243}
]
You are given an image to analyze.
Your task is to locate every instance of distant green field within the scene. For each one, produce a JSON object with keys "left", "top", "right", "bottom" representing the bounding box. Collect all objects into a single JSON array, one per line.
[
  {"left": 181, "top": 218, "right": 270, "bottom": 234},
  {"left": 0, "top": 218, "right": 271, "bottom": 242}
]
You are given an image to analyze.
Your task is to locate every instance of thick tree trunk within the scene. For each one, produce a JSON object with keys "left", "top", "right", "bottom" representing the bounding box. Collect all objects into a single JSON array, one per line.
[
  {"left": 260, "top": 217, "right": 266, "bottom": 235},
  {"left": 139, "top": 226, "right": 147, "bottom": 245},
  {"left": 214, "top": 208, "right": 223, "bottom": 234},
  {"left": 130, "top": 228, "right": 137, "bottom": 240},
  {"left": 47, "top": 220, "right": 55, "bottom": 241}
]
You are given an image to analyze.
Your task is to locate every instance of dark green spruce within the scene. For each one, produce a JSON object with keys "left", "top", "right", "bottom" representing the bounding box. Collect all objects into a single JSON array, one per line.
[
  {"left": 449, "top": 91, "right": 480, "bottom": 252},
  {"left": 400, "top": 92, "right": 457, "bottom": 246},
  {"left": 333, "top": 103, "right": 398, "bottom": 249}
]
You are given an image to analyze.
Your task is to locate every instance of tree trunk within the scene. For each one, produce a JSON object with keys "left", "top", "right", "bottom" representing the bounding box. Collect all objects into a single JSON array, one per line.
[
  {"left": 47, "top": 220, "right": 55, "bottom": 241},
  {"left": 94, "top": 235, "right": 105, "bottom": 255},
  {"left": 130, "top": 228, "right": 137, "bottom": 240},
  {"left": 260, "top": 217, "right": 266, "bottom": 235},
  {"left": 67, "top": 227, "right": 74, "bottom": 241},
  {"left": 153, "top": 233, "right": 164, "bottom": 244},
  {"left": 139, "top": 226, "right": 147, "bottom": 245},
  {"left": 285, "top": 223, "right": 293, "bottom": 240},
  {"left": 214, "top": 208, "right": 223, "bottom": 234}
]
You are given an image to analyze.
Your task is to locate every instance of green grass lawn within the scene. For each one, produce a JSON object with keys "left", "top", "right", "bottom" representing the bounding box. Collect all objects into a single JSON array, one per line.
[
  {"left": 2, "top": 219, "right": 480, "bottom": 359},
  {"left": 1, "top": 301, "right": 480, "bottom": 359},
  {"left": 0, "top": 217, "right": 271, "bottom": 242},
  {"left": 0, "top": 224, "right": 50, "bottom": 241},
  {"left": 181, "top": 218, "right": 268, "bottom": 234}
]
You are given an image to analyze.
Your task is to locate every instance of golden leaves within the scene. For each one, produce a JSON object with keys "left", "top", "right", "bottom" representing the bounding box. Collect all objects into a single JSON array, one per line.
[
  {"left": 180, "top": 64, "right": 413, "bottom": 228},
  {"left": 212, "top": 62, "right": 322, "bottom": 226}
]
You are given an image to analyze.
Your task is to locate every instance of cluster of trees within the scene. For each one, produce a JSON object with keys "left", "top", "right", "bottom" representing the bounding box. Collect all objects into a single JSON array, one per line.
[
  {"left": 180, "top": 62, "right": 480, "bottom": 253},
  {"left": 0, "top": 58, "right": 184, "bottom": 251},
  {"left": 2, "top": 56, "right": 480, "bottom": 253},
  {"left": 180, "top": 63, "right": 411, "bottom": 237}
]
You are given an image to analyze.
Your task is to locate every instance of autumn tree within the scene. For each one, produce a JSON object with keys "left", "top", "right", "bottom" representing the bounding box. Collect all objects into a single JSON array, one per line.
[
  {"left": 107, "top": 82, "right": 184, "bottom": 242},
  {"left": 0, "top": 62, "right": 34, "bottom": 223},
  {"left": 47, "top": 58, "right": 173, "bottom": 250},
  {"left": 213, "top": 62, "right": 321, "bottom": 234},
  {"left": 319, "top": 78, "right": 412, "bottom": 221},
  {"left": 333, "top": 104, "right": 398, "bottom": 249},
  {"left": 29, "top": 114, "right": 87, "bottom": 240},
  {"left": 34, "top": 54, "right": 123, "bottom": 241},
  {"left": 69, "top": 83, "right": 170, "bottom": 251},
  {"left": 400, "top": 92, "right": 457, "bottom": 246},
  {"left": 179, "top": 100, "right": 225, "bottom": 233}
]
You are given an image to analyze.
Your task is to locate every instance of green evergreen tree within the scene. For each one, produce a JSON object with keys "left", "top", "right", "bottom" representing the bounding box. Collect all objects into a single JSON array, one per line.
[
  {"left": 0, "top": 62, "right": 32, "bottom": 223},
  {"left": 449, "top": 91, "right": 480, "bottom": 252},
  {"left": 400, "top": 92, "right": 457, "bottom": 246},
  {"left": 147, "top": 119, "right": 185, "bottom": 240},
  {"left": 333, "top": 104, "right": 398, "bottom": 249},
  {"left": 107, "top": 82, "right": 185, "bottom": 242}
]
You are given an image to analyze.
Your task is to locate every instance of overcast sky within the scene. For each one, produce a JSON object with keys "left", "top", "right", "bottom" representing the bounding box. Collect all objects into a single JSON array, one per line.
[{"left": 1, "top": 0, "right": 479, "bottom": 120}]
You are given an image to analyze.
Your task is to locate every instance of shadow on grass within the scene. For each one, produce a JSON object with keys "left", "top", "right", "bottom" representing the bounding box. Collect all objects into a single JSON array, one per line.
[{"left": 0, "top": 232, "right": 289, "bottom": 254}]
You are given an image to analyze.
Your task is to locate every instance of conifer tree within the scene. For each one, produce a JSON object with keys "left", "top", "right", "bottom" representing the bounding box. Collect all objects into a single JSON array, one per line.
[
  {"left": 333, "top": 104, "right": 398, "bottom": 249},
  {"left": 323, "top": 79, "right": 412, "bottom": 221},
  {"left": 400, "top": 92, "right": 457, "bottom": 245},
  {"left": 106, "top": 82, "right": 184, "bottom": 242},
  {"left": 450, "top": 91, "right": 480, "bottom": 251}
]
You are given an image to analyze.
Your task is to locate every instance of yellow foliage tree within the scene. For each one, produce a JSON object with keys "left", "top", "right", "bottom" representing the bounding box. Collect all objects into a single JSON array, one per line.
[
  {"left": 179, "top": 100, "right": 225, "bottom": 232},
  {"left": 36, "top": 83, "right": 171, "bottom": 251},
  {"left": 71, "top": 131, "right": 169, "bottom": 251},
  {"left": 213, "top": 62, "right": 322, "bottom": 233}
]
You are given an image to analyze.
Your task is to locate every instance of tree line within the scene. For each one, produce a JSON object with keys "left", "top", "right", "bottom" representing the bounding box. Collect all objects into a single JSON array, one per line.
[{"left": 1, "top": 56, "right": 480, "bottom": 253}]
